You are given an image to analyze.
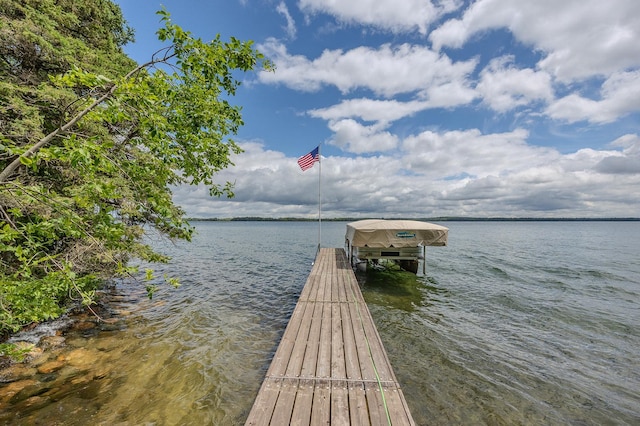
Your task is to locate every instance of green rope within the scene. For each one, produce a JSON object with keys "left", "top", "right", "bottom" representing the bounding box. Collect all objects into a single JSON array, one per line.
[{"left": 346, "top": 256, "right": 393, "bottom": 425}]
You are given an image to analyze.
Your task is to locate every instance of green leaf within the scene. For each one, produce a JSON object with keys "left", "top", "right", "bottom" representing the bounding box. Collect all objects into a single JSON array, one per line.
[
  {"left": 145, "top": 268, "right": 154, "bottom": 281},
  {"left": 18, "top": 155, "right": 33, "bottom": 166}
]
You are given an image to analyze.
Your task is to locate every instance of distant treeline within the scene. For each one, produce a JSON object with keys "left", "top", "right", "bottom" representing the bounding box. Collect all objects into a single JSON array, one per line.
[{"left": 187, "top": 217, "right": 640, "bottom": 222}]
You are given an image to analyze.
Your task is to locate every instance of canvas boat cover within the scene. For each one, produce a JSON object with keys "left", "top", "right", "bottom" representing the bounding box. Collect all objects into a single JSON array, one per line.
[{"left": 346, "top": 219, "right": 448, "bottom": 248}]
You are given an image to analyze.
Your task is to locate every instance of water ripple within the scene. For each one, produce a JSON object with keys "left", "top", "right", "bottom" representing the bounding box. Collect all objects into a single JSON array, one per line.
[{"left": 1, "top": 221, "right": 639, "bottom": 425}]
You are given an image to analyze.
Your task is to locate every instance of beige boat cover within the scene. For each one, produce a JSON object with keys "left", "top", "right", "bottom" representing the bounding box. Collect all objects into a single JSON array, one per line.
[{"left": 346, "top": 219, "right": 448, "bottom": 248}]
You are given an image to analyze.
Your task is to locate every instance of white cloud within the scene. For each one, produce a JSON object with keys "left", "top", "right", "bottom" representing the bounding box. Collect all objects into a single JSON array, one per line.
[
  {"left": 173, "top": 131, "right": 640, "bottom": 219},
  {"left": 430, "top": 0, "right": 640, "bottom": 82},
  {"left": 306, "top": 83, "right": 476, "bottom": 128},
  {"left": 595, "top": 134, "right": 640, "bottom": 174},
  {"left": 611, "top": 133, "right": 640, "bottom": 155},
  {"left": 546, "top": 71, "right": 640, "bottom": 123},
  {"left": 308, "top": 92, "right": 475, "bottom": 125},
  {"left": 309, "top": 98, "right": 429, "bottom": 123},
  {"left": 477, "top": 56, "right": 553, "bottom": 112},
  {"left": 258, "top": 24, "right": 637, "bottom": 128},
  {"left": 401, "top": 128, "right": 559, "bottom": 178},
  {"left": 327, "top": 119, "right": 398, "bottom": 153},
  {"left": 426, "top": 1, "right": 640, "bottom": 122},
  {"left": 258, "top": 40, "right": 477, "bottom": 97},
  {"left": 422, "top": 79, "right": 477, "bottom": 108},
  {"left": 276, "top": 2, "right": 297, "bottom": 39},
  {"left": 298, "top": 0, "right": 462, "bottom": 35}
]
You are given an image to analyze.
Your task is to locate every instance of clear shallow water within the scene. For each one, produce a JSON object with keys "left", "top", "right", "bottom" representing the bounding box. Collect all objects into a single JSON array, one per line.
[{"left": 1, "top": 221, "right": 639, "bottom": 425}]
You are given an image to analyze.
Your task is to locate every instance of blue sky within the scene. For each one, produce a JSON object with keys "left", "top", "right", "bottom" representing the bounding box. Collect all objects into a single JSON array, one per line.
[{"left": 114, "top": 0, "right": 640, "bottom": 218}]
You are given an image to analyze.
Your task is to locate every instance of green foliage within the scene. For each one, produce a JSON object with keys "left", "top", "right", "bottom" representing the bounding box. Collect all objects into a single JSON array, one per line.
[
  {"left": 1, "top": 271, "right": 100, "bottom": 332},
  {"left": 0, "top": 1, "right": 272, "bottom": 335},
  {"left": 0, "top": 342, "right": 31, "bottom": 362}
]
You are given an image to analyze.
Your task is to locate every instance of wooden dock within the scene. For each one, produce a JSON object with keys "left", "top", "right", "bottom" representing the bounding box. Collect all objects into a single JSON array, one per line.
[{"left": 245, "top": 248, "right": 415, "bottom": 425}]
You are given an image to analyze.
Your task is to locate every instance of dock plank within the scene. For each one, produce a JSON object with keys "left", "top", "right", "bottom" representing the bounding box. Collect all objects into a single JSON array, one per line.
[
  {"left": 331, "top": 381, "right": 350, "bottom": 424},
  {"left": 284, "top": 301, "right": 315, "bottom": 378},
  {"left": 270, "top": 380, "right": 297, "bottom": 425},
  {"left": 331, "top": 303, "right": 346, "bottom": 380},
  {"left": 299, "top": 302, "right": 322, "bottom": 378},
  {"left": 245, "top": 248, "right": 415, "bottom": 426},
  {"left": 341, "top": 301, "right": 362, "bottom": 381},
  {"left": 316, "top": 302, "right": 332, "bottom": 378},
  {"left": 267, "top": 301, "right": 308, "bottom": 377},
  {"left": 364, "top": 381, "right": 388, "bottom": 426},
  {"left": 348, "top": 381, "right": 369, "bottom": 426},
  {"left": 385, "top": 388, "right": 414, "bottom": 426},
  {"left": 310, "top": 381, "right": 330, "bottom": 424},
  {"left": 245, "top": 379, "right": 280, "bottom": 426},
  {"left": 290, "top": 380, "right": 313, "bottom": 426}
]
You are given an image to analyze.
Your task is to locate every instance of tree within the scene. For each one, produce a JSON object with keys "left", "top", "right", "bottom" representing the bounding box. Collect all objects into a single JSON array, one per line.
[{"left": 0, "top": 0, "right": 272, "bottom": 335}]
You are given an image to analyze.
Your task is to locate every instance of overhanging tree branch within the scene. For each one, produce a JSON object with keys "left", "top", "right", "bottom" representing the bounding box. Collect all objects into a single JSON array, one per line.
[
  {"left": 0, "top": 4, "right": 271, "bottom": 333},
  {"left": 0, "top": 52, "right": 175, "bottom": 183}
]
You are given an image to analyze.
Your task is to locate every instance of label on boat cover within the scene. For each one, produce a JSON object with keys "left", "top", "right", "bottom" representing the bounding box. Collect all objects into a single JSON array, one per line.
[{"left": 395, "top": 231, "right": 416, "bottom": 238}]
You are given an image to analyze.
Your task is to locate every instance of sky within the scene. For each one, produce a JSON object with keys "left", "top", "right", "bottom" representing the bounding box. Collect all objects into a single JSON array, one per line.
[{"left": 114, "top": 0, "right": 640, "bottom": 218}]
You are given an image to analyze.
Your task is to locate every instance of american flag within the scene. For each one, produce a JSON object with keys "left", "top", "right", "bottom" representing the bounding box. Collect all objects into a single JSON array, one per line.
[{"left": 297, "top": 146, "right": 320, "bottom": 171}]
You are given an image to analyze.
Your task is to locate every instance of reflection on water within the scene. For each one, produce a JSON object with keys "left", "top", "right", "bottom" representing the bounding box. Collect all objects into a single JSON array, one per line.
[{"left": 1, "top": 221, "right": 639, "bottom": 425}]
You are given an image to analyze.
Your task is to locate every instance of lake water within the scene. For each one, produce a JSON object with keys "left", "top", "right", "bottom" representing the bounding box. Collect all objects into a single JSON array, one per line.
[{"left": 1, "top": 221, "right": 639, "bottom": 425}]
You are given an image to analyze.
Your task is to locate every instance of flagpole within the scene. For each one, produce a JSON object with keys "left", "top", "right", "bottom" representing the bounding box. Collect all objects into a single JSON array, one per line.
[{"left": 317, "top": 143, "right": 322, "bottom": 251}]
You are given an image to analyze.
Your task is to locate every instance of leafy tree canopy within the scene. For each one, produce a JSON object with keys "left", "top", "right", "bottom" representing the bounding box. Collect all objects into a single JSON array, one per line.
[{"left": 0, "top": 0, "right": 272, "bottom": 335}]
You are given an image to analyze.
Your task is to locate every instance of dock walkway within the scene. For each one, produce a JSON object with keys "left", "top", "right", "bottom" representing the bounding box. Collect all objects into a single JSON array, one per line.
[{"left": 245, "top": 248, "right": 415, "bottom": 425}]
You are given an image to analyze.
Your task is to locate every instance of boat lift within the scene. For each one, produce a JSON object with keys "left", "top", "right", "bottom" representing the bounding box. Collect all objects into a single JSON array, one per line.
[{"left": 345, "top": 219, "right": 448, "bottom": 276}]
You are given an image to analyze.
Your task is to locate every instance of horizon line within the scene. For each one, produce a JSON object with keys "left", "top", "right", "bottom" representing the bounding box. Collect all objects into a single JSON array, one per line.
[{"left": 186, "top": 216, "right": 640, "bottom": 222}]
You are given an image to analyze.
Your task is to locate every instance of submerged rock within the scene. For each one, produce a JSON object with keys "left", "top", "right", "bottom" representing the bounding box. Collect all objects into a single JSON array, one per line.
[
  {"left": 59, "top": 348, "right": 98, "bottom": 369},
  {"left": 36, "top": 359, "right": 65, "bottom": 374},
  {"left": 71, "top": 321, "right": 97, "bottom": 332},
  {"left": 8, "top": 380, "right": 51, "bottom": 404},
  {"left": 0, "top": 379, "right": 38, "bottom": 404},
  {"left": 0, "top": 363, "right": 37, "bottom": 384},
  {"left": 39, "top": 335, "right": 66, "bottom": 350}
]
